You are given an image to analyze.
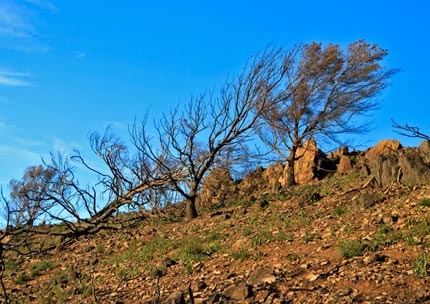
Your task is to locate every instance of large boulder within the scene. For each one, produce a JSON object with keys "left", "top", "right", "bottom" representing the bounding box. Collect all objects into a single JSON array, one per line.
[
  {"left": 365, "top": 139, "right": 402, "bottom": 160},
  {"left": 419, "top": 140, "right": 430, "bottom": 164},
  {"left": 282, "top": 138, "right": 335, "bottom": 185},
  {"left": 365, "top": 139, "right": 430, "bottom": 187},
  {"left": 238, "top": 163, "right": 284, "bottom": 196},
  {"left": 198, "top": 167, "right": 236, "bottom": 209}
]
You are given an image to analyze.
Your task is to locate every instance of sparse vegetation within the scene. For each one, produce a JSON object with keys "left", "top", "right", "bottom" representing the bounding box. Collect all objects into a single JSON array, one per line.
[
  {"left": 338, "top": 239, "right": 366, "bottom": 258},
  {"left": 413, "top": 253, "right": 429, "bottom": 276}
]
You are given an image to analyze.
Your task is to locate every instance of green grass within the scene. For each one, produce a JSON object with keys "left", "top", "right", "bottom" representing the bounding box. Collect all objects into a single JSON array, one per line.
[
  {"left": 30, "top": 260, "right": 57, "bottom": 278},
  {"left": 338, "top": 239, "right": 366, "bottom": 258},
  {"left": 333, "top": 205, "right": 347, "bottom": 217},
  {"left": 417, "top": 198, "right": 430, "bottom": 208},
  {"left": 302, "top": 231, "right": 322, "bottom": 243},
  {"left": 232, "top": 248, "right": 250, "bottom": 261},
  {"left": 413, "top": 253, "right": 429, "bottom": 276}
]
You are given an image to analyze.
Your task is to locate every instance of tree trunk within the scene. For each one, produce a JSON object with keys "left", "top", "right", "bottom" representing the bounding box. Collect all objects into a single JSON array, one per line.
[
  {"left": 185, "top": 197, "right": 198, "bottom": 220},
  {"left": 286, "top": 146, "right": 298, "bottom": 186}
]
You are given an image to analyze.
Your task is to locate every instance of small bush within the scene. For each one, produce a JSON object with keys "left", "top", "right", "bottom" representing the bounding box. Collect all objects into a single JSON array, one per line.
[
  {"left": 333, "top": 206, "right": 346, "bottom": 217},
  {"left": 302, "top": 231, "right": 322, "bottom": 243},
  {"left": 14, "top": 274, "right": 31, "bottom": 285},
  {"left": 338, "top": 239, "right": 366, "bottom": 258},
  {"left": 232, "top": 248, "right": 250, "bottom": 261},
  {"left": 417, "top": 198, "right": 430, "bottom": 208},
  {"left": 413, "top": 254, "right": 429, "bottom": 276},
  {"left": 30, "top": 260, "right": 57, "bottom": 278}
]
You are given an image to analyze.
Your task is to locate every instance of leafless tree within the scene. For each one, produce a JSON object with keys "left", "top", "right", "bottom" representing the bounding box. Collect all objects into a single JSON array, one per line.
[
  {"left": 392, "top": 120, "right": 430, "bottom": 141},
  {"left": 132, "top": 49, "right": 286, "bottom": 219},
  {"left": 8, "top": 165, "right": 57, "bottom": 227},
  {"left": 258, "top": 40, "right": 397, "bottom": 186}
]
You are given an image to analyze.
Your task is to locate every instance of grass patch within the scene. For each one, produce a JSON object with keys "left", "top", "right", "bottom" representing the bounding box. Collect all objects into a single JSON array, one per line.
[
  {"left": 333, "top": 205, "right": 347, "bottom": 217},
  {"left": 404, "top": 217, "right": 430, "bottom": 246},
  {"left": 417, "top": 198, "right": 430, "bottom": 208},
  {"left": 232, "top": 248, "right": 250, "bottom": 261},
  {"left": 338, "top": 239, "right": 366, "bottom": 258},
  {"left": 413, "top": 253, "right": 429, "bottom": 276},
  {"left": 30, "top": 259, "right": 57, "bottom": 278},
  {"left": 302, "top": 231, "right": 322, "bottom": 243}
]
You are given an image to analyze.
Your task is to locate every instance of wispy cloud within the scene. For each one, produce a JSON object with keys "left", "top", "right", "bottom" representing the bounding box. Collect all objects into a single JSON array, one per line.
[
  {"left": 0, "top": 2, "right": 34, "bottom": 38},
  {"left": 0, "top": 70, "right": 33, "bottom": 86},
  {"left": 73, "top": 51, "right": 87, "bottom": 59},
  {"left": 0, "top": 0, "right": 56, "bottom": 46},
  {"left": 24, "top": 0, "right": 58, "bottom": 13}
]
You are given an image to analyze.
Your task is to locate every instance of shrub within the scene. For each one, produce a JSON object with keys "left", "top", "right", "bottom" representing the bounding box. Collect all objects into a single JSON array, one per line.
[
  {"left": 338, "top": 239, "right": 366, "bottom": 258},
  {"left": 413, "top": 254, "right": 429, "bottom": 276}
]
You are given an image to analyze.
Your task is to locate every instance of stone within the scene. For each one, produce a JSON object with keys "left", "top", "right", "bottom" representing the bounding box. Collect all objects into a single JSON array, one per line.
[
  {"left": 223, "top": 283, "right": 251, "bottom": 300},
  {"left": 307, "top": 273, "right": 320, "bottom": 282},
  {"left": 197, "top": 166, "right": 236, "bottom": 209},
  {"left": 337, "top": 155, "right": 353, "bottom": 175},
  {"left": 163, "top": 291, "right": 185, "bottom": 304},
  {"left": 419, "top": 139, "right": 430, "bottom": 168},
  {"left": 365, "top": 139, "right": 430, "bottom": 187},
  {"left": 207, "top": 293, "right": 221, "bottom": 304},
  {"left": 249, "top": 268, "right": 276, "bottom": 285},
  {"left": 355, "top": 192, "right": 380, "bottom": 209},
  {"left": 365, "top": 139, "right": 402, "bottom": 160}
]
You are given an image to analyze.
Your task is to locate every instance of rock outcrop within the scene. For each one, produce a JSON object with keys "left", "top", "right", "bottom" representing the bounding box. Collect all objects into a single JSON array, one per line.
[
  {"left": 282, "top": 138, "right": 336, "bottom": 185},
  {"left": 365, "top": 139, "right": 430, "bottom": 187}
]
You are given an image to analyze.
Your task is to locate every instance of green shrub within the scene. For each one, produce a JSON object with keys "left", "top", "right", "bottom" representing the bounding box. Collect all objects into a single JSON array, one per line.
[
  {"left": 30, "top": 260, "right": 57, "bottom": 278},
  {"left": 417, "top": 198, "right": 430, "bottom": 208},
  {"left": 232, "top": 248, "right": 250, "bottom": 261},
  {"left": 333, "top": 206, "right": 346, "bottom": 217},
  {"left": 413, "top": 254, "right": 429, "bottom": 276},
  {"left": 338, "top": 239, "right": 366, "bottom": 258},
  {"left": 14, "top": 273, "right": 31, "bottom": 285}
]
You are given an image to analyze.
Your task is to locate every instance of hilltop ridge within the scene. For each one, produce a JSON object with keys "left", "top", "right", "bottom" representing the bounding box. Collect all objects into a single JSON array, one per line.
[{"left": 1, "top": 139, "right": 430, "bottom": 303}]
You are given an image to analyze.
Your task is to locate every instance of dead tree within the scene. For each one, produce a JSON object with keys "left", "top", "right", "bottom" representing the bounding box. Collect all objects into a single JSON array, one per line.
[
  {"left": 392, "top": 120, "right": 430, "bottom": 141},
  {"left": 258, "top": 40, "right": 397, "bottom": 186},
  {"left": 132, "top": 48, "right": 286, "bottom": 219}
]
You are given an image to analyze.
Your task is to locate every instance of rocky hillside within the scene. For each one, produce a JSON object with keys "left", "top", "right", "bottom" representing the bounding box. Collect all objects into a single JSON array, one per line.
[{"left": 1, "top": 140, "right": 430, "bottom": 303}]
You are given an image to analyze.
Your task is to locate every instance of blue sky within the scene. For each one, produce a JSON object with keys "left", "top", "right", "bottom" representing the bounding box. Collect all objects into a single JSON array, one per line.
[{"left": 0, "top": 0, "right": 429, "bottom": 185}]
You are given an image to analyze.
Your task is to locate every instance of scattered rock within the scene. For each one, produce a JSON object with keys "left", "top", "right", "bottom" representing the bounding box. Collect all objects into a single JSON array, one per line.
[
  {"left": 163, "top": 291, "right": 185, "bottom": 304},
  {"left": 355, "top": 192, "right": 380, "bottom": 209},
  {"left": 366, "top": 139, "right": 402, "bottom": 160},
  {"left": 337, "top": 155, "right": 353, "bottom": 175},
  {"left": 249, "top": 268, "right": 276, "bottom": 285},
  {"left": 223, "top": 283, "right": 251, "bottom": 300}
]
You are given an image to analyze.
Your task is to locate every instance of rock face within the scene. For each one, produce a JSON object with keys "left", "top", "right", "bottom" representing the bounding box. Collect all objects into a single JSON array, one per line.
[
  {"left": 223, "top": 283, "right": 251, "bottom": 300},
  {"left": 282, "top": 138, "right": 335, "bottom": 185},
  {"left": 365, "top": 139, "right": 430, "bottom": 187},
  {"left": 337, "top": 155, "right": 353, "bottom": 175},
  {"left": 198, "top": 167, "right": 236, "bottom": 210}
]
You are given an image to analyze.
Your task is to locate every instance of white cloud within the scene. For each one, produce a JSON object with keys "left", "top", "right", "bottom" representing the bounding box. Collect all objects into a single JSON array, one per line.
[
  {"left": 0, "top": 2, "right": 34, "bottom": 38},
  {"left": 0, "top": 70, "right": 33, "bottom": 86},
  {"left": 73, "top": 51, "right": 87, "bottom": 59},
  {"left": 24, "top": 0, "right": 58, "bottom": 13}
]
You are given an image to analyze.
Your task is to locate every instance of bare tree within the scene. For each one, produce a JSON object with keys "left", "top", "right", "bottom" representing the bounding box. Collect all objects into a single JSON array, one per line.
[
  {"left": 392, "top": 120, "right": 430, "bottom": 141},
  {"left": 8, "top": 165, "right": 57, "bottom": 227},
  {"left": 132, "top": 49, "right": 286, "bottom": 219},
  {"left": 258, "top": 40, "right": 397, "bottom": 186}
]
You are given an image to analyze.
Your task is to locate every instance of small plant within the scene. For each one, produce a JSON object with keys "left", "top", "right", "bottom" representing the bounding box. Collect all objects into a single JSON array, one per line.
[
  {"left": 338, "top": 239, "right": 366, "bottom": 258},
  {"left": 14, "top": 273, "right": 31, "bottom": 285},
  {"left": 302, "top": 231, "right": 322, "bottom": 244},
  {"left": 96, "top": 242, "right": 105, "bottom": 254},
  {"left": 333, "top": 206, "right": 346, "bottom": 217},
  {"left": 251, "top": 230, "right": 274, "bottom": 247},
  {"left": 232, "top": 248, "right": 249, "bottom": 261},
  {"left": 30, "top": 259, "right": 57, "bottom": 278},
  {"left": 417, "top": 198, "right": 430, "bottom": 208},
  {"left": 242, "top": 226, "right": 253, "bottom": 236},
  {"left": 413, "top": 254, "right": 429, "bottom": 276}
]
